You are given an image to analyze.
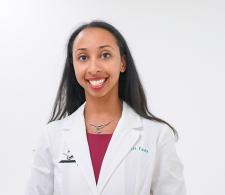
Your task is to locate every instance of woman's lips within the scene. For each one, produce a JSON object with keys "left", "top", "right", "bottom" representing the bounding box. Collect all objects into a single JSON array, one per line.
[{"left": 87, "top": 78, "right": 108, "bottom": 89}]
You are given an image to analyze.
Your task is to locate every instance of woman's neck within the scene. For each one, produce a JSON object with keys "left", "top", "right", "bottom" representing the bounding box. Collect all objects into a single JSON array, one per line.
[
  {"left": 84, "top": 96, "right": 122, "bottom": 121},
  {"left": 83, "top": 96, "right": 123, "bottom": 134}
]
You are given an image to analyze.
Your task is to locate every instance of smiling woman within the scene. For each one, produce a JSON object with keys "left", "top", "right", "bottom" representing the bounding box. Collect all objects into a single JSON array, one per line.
[
  {"left": 25, "top": 20, "right": 186, "bottom": 195},
  {"left": 72, "top": 27, "right": 126, "bottom": 107}
]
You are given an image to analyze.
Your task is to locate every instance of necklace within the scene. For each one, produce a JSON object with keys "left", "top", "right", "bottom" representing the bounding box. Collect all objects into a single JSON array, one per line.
[{"left": 89, "top": 120, "right": 113, "bottom": 134}]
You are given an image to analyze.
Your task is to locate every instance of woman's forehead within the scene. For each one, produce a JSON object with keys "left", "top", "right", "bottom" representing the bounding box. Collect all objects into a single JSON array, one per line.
[{"left": 73, "top": 27, "right": 118, "bottom": 51}]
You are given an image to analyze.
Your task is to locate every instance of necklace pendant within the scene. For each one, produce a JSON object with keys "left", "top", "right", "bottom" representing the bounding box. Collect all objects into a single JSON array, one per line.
[
  {"left": 89, "top": 121, "right": 113, "bottom": 134},
  {"left": 95, "top": 127, "right": 102, "bottom": 134}
]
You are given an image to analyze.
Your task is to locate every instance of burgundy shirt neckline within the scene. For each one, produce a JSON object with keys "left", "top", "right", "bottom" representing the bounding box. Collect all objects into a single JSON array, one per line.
[{"left": 86, "top": 132, "right": 113, "bottom": 184}]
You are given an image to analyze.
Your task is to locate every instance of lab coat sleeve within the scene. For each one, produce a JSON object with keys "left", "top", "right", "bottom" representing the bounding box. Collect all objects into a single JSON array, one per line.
[
  {"left": 150, "top": 126, "right": 186, "bottom": 195},
  {"left": 25, "top": 127, "right": 54, "bottom": 195}
]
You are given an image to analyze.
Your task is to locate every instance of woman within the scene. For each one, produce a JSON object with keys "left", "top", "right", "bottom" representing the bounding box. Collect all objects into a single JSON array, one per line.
[{"left": 26, "top": 20, "right": 186, "bottom": 195}]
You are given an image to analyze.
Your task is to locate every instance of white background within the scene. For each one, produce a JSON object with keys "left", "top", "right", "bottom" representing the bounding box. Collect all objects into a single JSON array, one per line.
[{"left": 0, "top": 0, "right": 224, "bottom": 194}]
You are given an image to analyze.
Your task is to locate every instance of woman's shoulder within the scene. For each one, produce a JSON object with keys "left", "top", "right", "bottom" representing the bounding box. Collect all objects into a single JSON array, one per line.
[
  {"left": 44, "top": 103, "right": 85, "bottom": 135},
  {"left": 41, "top": 115, "right": 72, "bottom": 141},
  {"left": 124, "top": 101, "right": 176, "bottom": 142},
  {"left": 141, "top": 117, "right": 176, "bottom": 143}
]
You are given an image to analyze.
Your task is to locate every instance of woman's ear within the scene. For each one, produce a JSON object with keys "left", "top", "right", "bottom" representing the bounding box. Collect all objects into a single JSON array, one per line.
[{"left": 120, "top": 55, "right": 126, "bottom": 73}]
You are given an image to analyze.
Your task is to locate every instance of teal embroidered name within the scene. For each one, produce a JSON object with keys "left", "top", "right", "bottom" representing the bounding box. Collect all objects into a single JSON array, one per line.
[{"left": 130, "top": 146, "right": 149, "bottom": 153}]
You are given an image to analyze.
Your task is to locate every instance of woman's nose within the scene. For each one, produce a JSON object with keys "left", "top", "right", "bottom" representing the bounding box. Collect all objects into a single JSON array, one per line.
[{"left": 87, "top": 58, "right": 102, "bottom": 74}]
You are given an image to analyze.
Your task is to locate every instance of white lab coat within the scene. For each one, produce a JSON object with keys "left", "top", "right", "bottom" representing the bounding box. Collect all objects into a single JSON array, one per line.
[{"left": 25, "top": 101, "right": 186, "bottom": 195}]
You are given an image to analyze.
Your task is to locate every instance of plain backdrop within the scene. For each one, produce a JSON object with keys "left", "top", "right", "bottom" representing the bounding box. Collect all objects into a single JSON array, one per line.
[{"left": 0, "top": 0, "right": 224, "bottom": 194}]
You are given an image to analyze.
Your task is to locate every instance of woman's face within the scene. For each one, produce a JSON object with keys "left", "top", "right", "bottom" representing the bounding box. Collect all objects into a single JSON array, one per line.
[{"left": 72, "top": 27, "right": 126, "bottom": 100}]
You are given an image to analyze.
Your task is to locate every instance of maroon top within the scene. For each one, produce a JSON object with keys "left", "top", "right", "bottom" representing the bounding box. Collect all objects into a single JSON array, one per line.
[{"left": 86, "top": 132, "right": 113, "bottom": 184}]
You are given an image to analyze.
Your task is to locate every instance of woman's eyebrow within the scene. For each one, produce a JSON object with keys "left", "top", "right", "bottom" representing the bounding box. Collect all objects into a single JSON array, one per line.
[
  {"left": 99, "top": 45, "right": 114, "bottom": 50},
  {"left": 75, "top": 45, "right": 114, "bottom": 53}
]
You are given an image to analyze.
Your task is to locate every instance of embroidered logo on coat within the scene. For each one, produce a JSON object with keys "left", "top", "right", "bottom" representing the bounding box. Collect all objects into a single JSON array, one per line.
[{"left": 59, "top": 150, "right": 76, "bottom": 163}]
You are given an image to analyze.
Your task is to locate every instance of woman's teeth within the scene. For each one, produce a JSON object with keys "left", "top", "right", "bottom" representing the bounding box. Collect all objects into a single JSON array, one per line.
[{"left": 89, "top": 79, "right": 106, "bottom": 87}]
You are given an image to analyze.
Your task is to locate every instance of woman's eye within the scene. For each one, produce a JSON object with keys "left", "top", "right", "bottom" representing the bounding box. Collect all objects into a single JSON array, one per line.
[
  {"left": 101, "top": 52, "right": 111, "bottom": 59},
  {"left": 78, "top": 55, "right": 88, "bottom": 61}
]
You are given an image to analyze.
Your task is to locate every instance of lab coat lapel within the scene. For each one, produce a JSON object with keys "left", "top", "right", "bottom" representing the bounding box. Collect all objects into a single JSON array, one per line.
[
  {"left": 61, "top": 102, "right": 97, "bottom": 194},
  {"left": 97, "top": 101, "right": 143, "bottom": 194}
]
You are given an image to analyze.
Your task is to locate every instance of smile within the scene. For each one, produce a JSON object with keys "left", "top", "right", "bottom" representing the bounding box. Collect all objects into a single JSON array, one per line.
[{"left": 87, "top": 78, "right": 108, "bottom": 89}]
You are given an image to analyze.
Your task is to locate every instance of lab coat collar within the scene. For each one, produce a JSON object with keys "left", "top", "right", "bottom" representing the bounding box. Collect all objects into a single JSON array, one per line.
[{"left": 61, "top": 100, "right": 143, "bottom": 194}]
